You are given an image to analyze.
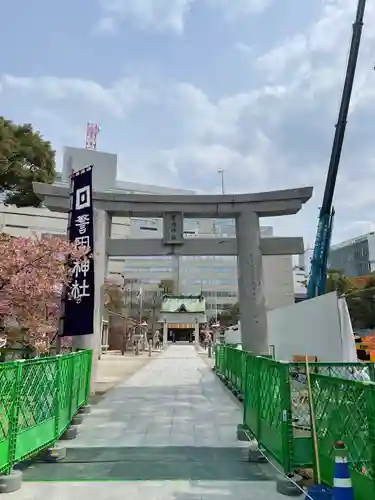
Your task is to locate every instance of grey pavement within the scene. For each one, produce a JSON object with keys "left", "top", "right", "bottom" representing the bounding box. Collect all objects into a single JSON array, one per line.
[
  {"left": 69, "top": 344, "right": 246, "bottom": 448},
  {"left": 12, "top": 345, "right": 289, "bottom": 499},
  {"left": 9, "top": 480, "right": 289, "bottom": 499}
]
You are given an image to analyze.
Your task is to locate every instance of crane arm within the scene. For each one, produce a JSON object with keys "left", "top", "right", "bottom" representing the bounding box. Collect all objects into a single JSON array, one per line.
[{"left": 307, "top": 0, "right": 366, "bottom": 298}]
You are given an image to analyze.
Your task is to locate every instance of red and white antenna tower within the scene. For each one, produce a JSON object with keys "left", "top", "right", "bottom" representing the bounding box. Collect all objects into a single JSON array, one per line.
[{"left": 85, "top": 122, "right": 100, "bottom": 150}]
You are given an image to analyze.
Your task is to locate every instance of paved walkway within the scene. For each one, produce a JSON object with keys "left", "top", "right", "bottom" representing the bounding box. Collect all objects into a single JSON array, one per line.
[
  {"left": 95, "top": 349, "right": 159, "bottom": 395},
  {"left": 13, "top": 345, "right": 286, "bottom": 499}
]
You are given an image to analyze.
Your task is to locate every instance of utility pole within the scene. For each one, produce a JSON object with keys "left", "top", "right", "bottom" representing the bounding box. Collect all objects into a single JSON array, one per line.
[{"left": 218, "top": 169, "right": 225, "bottom": 194}]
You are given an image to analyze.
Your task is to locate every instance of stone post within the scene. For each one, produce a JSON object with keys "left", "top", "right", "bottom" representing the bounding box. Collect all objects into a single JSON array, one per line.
[
  {"left": 194, "top": 320, "right": 199, "bottom": 344},
  {"left": 235, "top": 210, "right": 268, "bottom": 354},
  {"left": 163, "top": 321, "right": 168, "bottom": 346}
]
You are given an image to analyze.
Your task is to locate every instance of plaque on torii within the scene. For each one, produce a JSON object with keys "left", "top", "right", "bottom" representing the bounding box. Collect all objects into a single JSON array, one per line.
[{"left": 163, "top": 212, "right": 184, "bottom": 245}]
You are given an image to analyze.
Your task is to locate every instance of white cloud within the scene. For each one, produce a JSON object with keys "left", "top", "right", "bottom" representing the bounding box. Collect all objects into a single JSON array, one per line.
[
  {"left": 206, "top": 0, "right": 271, "bottom": 18},
  {"left": 235, "top": 42, "right": 253, "bottom": 55},
  {"left": 95, "top": 16, "right": 117, "bottom": 34},
  {"left": 1, "top": 74, "right": 150, "bottom": 119},
  {"left": 157, "top": 139, "right": 273, "bottom": 185},
  {"left": 4, "top": 0, "right": 375, "bottom": 244},
  {"left": 97, "top": 0, "right": 195, "bottom": 34},
  {"left": 95, "top": 0, "right": 270, "bottom": 34},
  {"left": 245, "top": 0, "right": 375, "bottom": 242},
  {"left": 255, "top": 0, "right": 375, "bottom": 102},
  {"left": 169, "top": 82, "right": 288, "bottom": 149},
  {"left": 1, "top": 69, "right": 285, "bottom": 192},
  {"left": 152, "top": 0, "right": 375, "bottom": 241}
]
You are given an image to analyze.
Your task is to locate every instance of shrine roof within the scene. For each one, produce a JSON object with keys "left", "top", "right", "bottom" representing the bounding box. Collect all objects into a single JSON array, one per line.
[{"left": 160, "top": 295, "right": 206, "bottom": 314}]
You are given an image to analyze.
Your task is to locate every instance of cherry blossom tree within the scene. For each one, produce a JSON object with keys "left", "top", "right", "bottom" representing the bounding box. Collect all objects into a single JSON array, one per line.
[{"left": 0, "top": 233, "right": 86, "bottom": 351}]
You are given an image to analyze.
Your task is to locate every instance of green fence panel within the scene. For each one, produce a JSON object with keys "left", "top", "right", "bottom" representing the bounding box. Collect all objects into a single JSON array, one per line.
[
  {"left": 225, "top": 347, "right": 233, "bottom": 385},
  {"left": 77, "top": 352, "right": 90, "bottom": 408},
  {"left": 15, "top": 358, "right": 57, "bottom": 463},
  {"left": 214, "top": 344, "right": 221, "bottom": 371},
  {"left": 290, "top": 362, "right": 375, "bottom": 431},
  {"left": 242, "top": 354, "right": 292, "bottom": 472},
  {"left": 0, "top": 363, "right": 18, "bottom": 474},
  {"left": 240, "top": 350, "right": 247, "bottom": 395},
  {"left": 230, "top": 348, "right": 247, "bottom": 394},
  {"left": 221, "top": 345, "right": 227, "bottom": 375},
  {"left": 83, "top": 351, "right": 92, "bottom": 406},
  {"left": 311, "top": 373, "right": 375, "bottom": 500},
  {"left": 257, "top": 357, "right": 291, "bottom": 470},
  {"left": 243, "top": 353, "right": 260, "bottom": 438},
  {"left": 225, "top": 347, "right": 241, "bottom": 392},
  {"left": 69, "top": 350, "right": 92, "bottom": 416},
  {"left": 0, "top": 349, "right": 92, "bottom": 474},
  {"left": 288, "top": 362, "right": 375, "bottom": 469},
  {"left": 218, "top": 344, "right": 375, "bottom": 489},
  {"left": 215, "top": 344, "right": 225, "bottom": 373},
  {"left": 70, "top": 355, "right": 82, "bottom": 417},
  {"left": 224, "top": 347, "right": 229, "bottom": 380},
  {"left": 57, "top": 354, "right": 74, "bottom": 436}
]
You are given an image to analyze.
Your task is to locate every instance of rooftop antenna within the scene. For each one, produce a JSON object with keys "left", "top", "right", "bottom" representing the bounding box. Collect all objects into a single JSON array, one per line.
[{"left": 85, "top": 122, "right": 100, "bottom": 150}]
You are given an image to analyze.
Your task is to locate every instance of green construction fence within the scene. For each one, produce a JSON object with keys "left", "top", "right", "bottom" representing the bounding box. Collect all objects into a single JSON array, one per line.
[
  {"left": 214, "top": 345, "right": 375, "bottom": 499},
  {"left": 0, "top": 349, "right": 92, "bottom": 475},
  {"left": 311, "top": 373, "right": 375, "bottom": 500}
]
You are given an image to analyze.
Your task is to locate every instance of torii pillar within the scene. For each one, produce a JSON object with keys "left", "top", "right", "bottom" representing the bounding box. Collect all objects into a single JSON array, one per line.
[{"left": 236, "top": 210, "right": 267, "bottom": 353}]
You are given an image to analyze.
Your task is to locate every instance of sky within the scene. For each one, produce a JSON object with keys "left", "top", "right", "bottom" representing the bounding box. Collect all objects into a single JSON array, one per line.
[{"left": 1, "top": 0, "right": 375, "bottom": 248}]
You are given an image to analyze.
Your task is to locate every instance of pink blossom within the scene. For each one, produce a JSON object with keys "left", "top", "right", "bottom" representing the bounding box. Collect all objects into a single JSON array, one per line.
[{"left": 0, "top": 233, "right": 87, "bottom": 350}]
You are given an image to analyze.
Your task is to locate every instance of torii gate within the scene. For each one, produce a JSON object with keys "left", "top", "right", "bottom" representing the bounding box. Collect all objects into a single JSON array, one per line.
[{"left": 33, "top": 182, "right": 312, "bottom": 361}]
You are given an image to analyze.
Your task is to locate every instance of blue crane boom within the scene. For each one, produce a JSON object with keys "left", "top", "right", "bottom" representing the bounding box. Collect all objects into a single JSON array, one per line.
[{"left": 307, "top": 0, "right": 366, "bottom": 299}]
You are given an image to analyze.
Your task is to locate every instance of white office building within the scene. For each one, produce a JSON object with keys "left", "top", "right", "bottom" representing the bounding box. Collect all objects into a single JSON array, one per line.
[{"left": 0, "top": 146, "right": 298, "bottom": 316}]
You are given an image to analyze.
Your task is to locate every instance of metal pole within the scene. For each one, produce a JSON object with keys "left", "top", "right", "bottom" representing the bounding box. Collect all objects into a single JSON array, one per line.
[
  {"left": 151, "top": 295, "right": 156, "bottom": 338},
  {"left": 121, "top": 276, "right": 130, "bottom": 354},
  {"left": 218, "top": 169, "right": 225, "bottom": 194},
  {"left": 215, "top": 292, "right": 218, "bottom": 324}
]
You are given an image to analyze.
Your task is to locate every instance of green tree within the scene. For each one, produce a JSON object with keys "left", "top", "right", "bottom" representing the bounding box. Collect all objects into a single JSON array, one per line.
[
  {"left": 323, "top": 270, "right": 375, "bottom": 329},
  {"left": 0, "top": 117, "right": 55, "bottom": 206},
  {"left": 216, "top": 303, "right": 239, "bottom": 327},
  {"left": 346, "top": 275, "right": 375, "bottom": 329},
  {"left": 325, "top": 269, "right": 354, "bottom": 295}
]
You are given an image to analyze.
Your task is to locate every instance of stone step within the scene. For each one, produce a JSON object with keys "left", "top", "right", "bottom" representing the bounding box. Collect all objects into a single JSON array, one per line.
[{"left": 17, "top": 446, "right": 278, "bottom": 483}]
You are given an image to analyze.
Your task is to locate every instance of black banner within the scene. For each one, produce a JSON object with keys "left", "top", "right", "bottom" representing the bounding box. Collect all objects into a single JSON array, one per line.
[{"left": 62, "top": 166, "right": 95, "bottom": 337}]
